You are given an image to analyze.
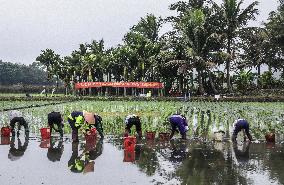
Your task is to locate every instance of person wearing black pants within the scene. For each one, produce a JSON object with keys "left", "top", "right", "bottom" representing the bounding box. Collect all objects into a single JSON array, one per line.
[
  {"left": 124, "top": 114, "right": 142, "bottom": 138},
  {"left": 9, "top": 110, "right": 29, "bottom": 136},
  {"left": 93, "top": 114, "right": 104, "bottom": 139},
  {"left": 48, "top": 111, "right": 64, "bottom": 138},
  {"left": 67, "top": 111, "right": 85, "bottom": 142},
  {"left": 232, "top": 119, "right": 253, "bottom": 142}
]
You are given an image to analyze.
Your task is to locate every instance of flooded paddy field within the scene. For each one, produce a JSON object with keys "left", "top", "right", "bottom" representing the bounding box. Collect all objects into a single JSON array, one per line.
[
  {"left": 0, "top": 100, "right": 284, "bottom": 184},
  {"left": 0, "top": 135, "right": 283, "bottom": 185}
]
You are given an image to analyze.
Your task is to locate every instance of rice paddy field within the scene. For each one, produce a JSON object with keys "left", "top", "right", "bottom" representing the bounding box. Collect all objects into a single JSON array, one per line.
[
  {"left": 0, "top": 100, "right": 284, "bottom": 185},
  {"left": 1, "top": 100, "right": 284, "bottom": 140}
]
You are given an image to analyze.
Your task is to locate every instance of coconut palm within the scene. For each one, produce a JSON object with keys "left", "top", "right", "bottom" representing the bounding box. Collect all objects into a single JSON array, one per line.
[{"left": 221, "top": 0, "right": 259, "bottom": 92}]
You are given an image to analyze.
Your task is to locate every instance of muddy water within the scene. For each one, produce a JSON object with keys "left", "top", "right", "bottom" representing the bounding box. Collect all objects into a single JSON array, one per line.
[{"left": 0, "top": 135, "right": 283, "bottom": 185}]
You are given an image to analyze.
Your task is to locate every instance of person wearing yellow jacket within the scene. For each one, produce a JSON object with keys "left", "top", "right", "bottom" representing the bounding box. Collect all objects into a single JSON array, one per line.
[
  {"left": 68, "top": 111, "right": 104, "bottom": 141},
  {"left": 67, "top": 111, "right": 87, "bottom": 142}
]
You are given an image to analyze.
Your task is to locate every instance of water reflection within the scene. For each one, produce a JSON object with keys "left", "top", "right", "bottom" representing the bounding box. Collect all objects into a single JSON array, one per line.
[
  {"left": 47, "top": 137, "right": 64, "bottom": 162},
  {"left": 169, "top": 140, "right": 188, "bottom": 163},
  {"left": 0, "top": 135, "right": 283, "bottom": 184},
  {"left": 138, "top": 142, "right": 158, "bottom": 176},
  {"left": 233, "top": 142, "right": 250, "bottom": 164},
  {"left": 68, "top": 138, "right": 103, "bottom": 174},
  {"left": 8, "top": 133, "right": 29, "bottom": 161},
  {"left": 110, "top": 138, "right": 284, "bottom": 185}
]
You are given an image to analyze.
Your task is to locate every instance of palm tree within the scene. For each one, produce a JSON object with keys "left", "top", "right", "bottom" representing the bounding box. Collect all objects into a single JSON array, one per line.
[
  {"left": 221, "top": 0, "right": 259, "bottom": 93},
  {"left": 169, "top": 1, "right": 225, "bottom": 94}
]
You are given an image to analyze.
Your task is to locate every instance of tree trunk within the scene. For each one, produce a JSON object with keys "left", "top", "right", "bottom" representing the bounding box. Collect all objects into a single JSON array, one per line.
[
  {"left": 178, "top": 75, "right": 183, "bottom": 93},
  {"left": 226, "top": 38, "right": 233, "bottom": 93},
  {"left": 257, "top": 63, "right": 261, "bottom": 88},
  {"left": 208, "top": 71, "right": 218, "bottom": 94},
  {"left": 197, "top": 70, "right": 205, "bottom": 95}
]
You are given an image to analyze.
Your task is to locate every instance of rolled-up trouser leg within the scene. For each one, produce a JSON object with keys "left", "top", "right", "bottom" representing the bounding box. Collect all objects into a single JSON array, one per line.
[{"left": 68, "top": 118, "right": 78, "bottom": 141}]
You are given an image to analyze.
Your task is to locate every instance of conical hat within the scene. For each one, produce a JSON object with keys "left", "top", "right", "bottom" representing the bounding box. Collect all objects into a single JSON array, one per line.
[
  {"left": 83, "top": 161, "right": 95, "bottom": 174},
  {"left": 83, "top": 112, "right": 95, "bottom": 124}
]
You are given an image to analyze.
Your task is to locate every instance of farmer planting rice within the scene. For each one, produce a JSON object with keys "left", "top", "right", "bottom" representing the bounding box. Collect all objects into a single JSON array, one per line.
[
  {"left": 169, "top": 114, "right": 189, "bottom": 140},
  {"left": 48, "top": 111, "right": 64, "bottom": 138},
  {"left": 231, "top": 118, "right": 253, "bottom": 142},
  {"left": 124, "top": 114, "right": 142, "bottom": 138},
  {"left": 68, "top": 111, "right": 104, "bottom": 141},
  {"left": 8, "top": 110, "right": 29, "bottom": 136}
]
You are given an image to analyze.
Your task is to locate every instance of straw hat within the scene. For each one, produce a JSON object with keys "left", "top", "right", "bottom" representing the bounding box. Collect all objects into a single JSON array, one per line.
[{"left": 83, "top": 111, "right": 95, "bottom": 124}]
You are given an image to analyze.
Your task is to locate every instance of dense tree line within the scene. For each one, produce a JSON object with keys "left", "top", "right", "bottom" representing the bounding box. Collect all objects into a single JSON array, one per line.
[
  {"left": 36, "top": 0, "right": 284, "bottom": 95},
  {"left": 0, "top": 60, "right": 53, "bottom": 86}
]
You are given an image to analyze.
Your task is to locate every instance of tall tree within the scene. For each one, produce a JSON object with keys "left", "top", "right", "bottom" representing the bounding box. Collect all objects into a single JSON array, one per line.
[
  {"left": 168, "top": 1, "right": 225, "bottom": 94},
  {"left": 221, "top": 0, "right": 259, "bottom": 92},
  {"left": 36, "top": 49, "right": 61, "bottom": 79}
]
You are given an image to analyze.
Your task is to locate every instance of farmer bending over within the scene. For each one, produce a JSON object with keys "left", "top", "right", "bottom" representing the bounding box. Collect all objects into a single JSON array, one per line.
[
  {"left": 68, "top": 111, "right": 101, "bottom": 141},
  {"left": 169, "top": 114, "right": 189, "bottom": 140},
  {"left": 9, "top": 110, "right": 29, "bottom": 136},
  {"left": 48, "top": 111, "right": 64, "bottom": 138},
  {"left": 231, "top": 119, "right": 253, "bottom": 142},
  {"left": 124, "top": 114, "right": 142, "bottom": 138}
]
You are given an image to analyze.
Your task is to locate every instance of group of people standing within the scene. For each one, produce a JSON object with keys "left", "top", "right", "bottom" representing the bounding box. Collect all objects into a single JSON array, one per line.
[{"left": 7, "top": 109, "right": 253, "bottom": 142}]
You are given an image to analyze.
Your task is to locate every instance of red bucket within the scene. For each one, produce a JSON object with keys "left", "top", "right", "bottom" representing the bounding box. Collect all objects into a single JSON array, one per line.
[
  {"left": 89, "top": 128, "right": 97, "bottom": 136},
  {"left": 39, "top": 139, "right": 50, "bottom": 148},
  {"left": 85, "top": 128, "right": 97, "bottom": 142},
  {"left": 0, "top": 136, "right": 10, "bottom": 145},
  {"left": 159, "top": 132, "right": 170, "bottom": 141},
  {"left": 123, "top": 150, "right": 135, "bottom": 162},
  {"left": 265, "top": 133, "right": 275, "bottom": 143},
  {"left": 146, "top": 131, "right": 156, "bottom": 140},
  {"left": 40, "top": 127, "right": 51, "bottom": 139},
  {"left": 124, "top": 136, "right": 136, "bottom": 151},
  {"left": 1, "top": 127, "right": 11, "bottom": 137}
]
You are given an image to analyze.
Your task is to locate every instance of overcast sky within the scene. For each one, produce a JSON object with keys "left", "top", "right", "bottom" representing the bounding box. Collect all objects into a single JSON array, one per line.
[{"left": 0, "top": 0, "right": 279, "bottom": 65}]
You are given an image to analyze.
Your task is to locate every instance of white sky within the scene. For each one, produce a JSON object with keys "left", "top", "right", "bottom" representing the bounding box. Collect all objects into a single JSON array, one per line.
[{"left": 0, "top": 0, "right": 279, "bottom": 64}]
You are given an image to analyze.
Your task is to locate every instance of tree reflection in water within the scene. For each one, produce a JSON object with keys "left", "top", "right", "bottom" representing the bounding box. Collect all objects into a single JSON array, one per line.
[{"left": 110, "top": 137, "right": 284, "bottom": 185}]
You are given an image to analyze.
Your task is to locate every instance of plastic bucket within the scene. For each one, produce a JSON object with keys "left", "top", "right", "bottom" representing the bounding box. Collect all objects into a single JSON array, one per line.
[
  {"left": 265, "top": 133, "right": 275, "bottom": 143},
  {"left": 123, "top": 150, "right": 135, "bottom": 162},
  {"left": 124, "top": 136, "right": 136, "bottom": 151},
  {"left": 1, "top": 127, "right": 11, "bottom": 137},
  {"left": 85, "top": 138, "right": 96, "bottom": 151},
  {"left": 0, "top": 136, "right": 10, "bottom": 145},
  {"left": 159, "top": 133, "right": 170, "bottom": 141},
  {"left": 146, "top": 131, "right": 156, "bottom": 140},
  {"left": 39, "top": 139, "right": 50, "bottom": 148},
  {"left": 89, "top": 128, "right": 97, "bottom": 136},
  {"left": 40, "top": 127, "right": 51, "bottom": 139},
  {"left": 85, "top": 128, "right": 97, "bottom": 143}
]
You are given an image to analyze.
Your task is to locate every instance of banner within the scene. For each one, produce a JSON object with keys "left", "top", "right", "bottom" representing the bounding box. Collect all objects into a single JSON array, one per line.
[{"left": 75, "top": 82, "right": 164, "bottom": 89}]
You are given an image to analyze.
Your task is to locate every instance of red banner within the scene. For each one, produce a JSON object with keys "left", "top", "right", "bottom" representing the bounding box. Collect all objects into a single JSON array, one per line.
[{"left": 75, "top": 82, "right": 164, "bottom": 89}]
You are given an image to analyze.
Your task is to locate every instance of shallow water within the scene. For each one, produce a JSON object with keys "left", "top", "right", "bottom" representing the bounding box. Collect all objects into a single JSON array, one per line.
[{"left": 0, "top": 134, "right": 283, "bottom": 185}]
